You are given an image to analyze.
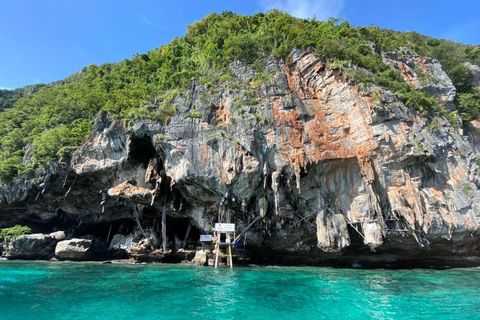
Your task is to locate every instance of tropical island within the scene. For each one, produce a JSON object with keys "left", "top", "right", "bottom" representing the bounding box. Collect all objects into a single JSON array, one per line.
[{"left": 1, "top": 11, "right": 480, "bottom": 267}]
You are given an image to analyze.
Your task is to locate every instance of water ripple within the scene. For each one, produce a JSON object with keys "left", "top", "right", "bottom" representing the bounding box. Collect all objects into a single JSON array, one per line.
[{"left": 1, "top": 261, "right": 480, "bottom": 319}]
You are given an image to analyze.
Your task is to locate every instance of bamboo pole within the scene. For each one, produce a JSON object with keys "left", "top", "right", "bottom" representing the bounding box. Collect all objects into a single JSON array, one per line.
[
  {"left": 214, "top": 244, "right": 219, "bottom": 268},
  {"left": 133, "top": 204, "right": 148, "bottom": 239},
  {"left": 228, "top": 245, "right": 233, "bottom": 268},
  {"left": 106, "top": 224, "right": 113, "bottom": 244},
  {"left": 235, "top": 215, "right": 262, "bottom": 242},
  {"left": 182, "top": 221, "right": 192, "bottom": 249},
  {"left": 162, "top": 198, "right": 167, "bottom": 253}
]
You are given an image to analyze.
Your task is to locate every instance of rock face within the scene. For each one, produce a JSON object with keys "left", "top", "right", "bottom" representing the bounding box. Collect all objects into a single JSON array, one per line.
[
  {"left": 1, "top": 49, "right": 480, "bottom": 267},
  {"left": 465, "top": 62, "right": 480, "bottom": 88},
  {"left": 383, "top": 49, "right": 457, "bottom": 105},
  {"left": 55, "top": 238, "right": 94, "bottom": 260},
  {"left": 3, "top": 232, "right": 64, "bottom": 259},
  {"left": 107, "top": 231, "right": 164, "bottom": 261},
  {"left": 192, "top": 250, "right": 209, "bottom": 266}
]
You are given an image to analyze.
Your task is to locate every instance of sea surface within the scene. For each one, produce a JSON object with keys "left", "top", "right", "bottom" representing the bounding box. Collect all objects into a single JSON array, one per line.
[{"left": 0, "top": 261, "right": 479, "bottom": 320}]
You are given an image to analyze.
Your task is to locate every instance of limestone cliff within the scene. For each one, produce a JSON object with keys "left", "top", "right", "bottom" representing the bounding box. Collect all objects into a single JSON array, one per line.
[{"left": 2, "top": 49, "right": 480, "bottom": 267}]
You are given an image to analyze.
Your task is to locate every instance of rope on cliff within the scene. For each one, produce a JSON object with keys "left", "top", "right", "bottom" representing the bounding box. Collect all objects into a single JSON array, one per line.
[
  {"left": 41, "top": 174, "right": 51, "bottom": 194},
  {"left": 343, "top": 214, "right": 366, "bottom": 241},
  {"left": 293, "top": 211, "right": 316, "bottom": 228},
  {"left": 235, "top": 215, "right": 262, "bottom": 242},
  {"left": 62, "top": 169, "right": 71, "bottom": 187},
  {"left": 64, "top": 174, "right": 78, "bottom": 198},
  {"left": 133, "top": 203, "right": 148, "bottom": 240},
  {"left": 35, "top": 174, "right": 51, "bottom": 200}
]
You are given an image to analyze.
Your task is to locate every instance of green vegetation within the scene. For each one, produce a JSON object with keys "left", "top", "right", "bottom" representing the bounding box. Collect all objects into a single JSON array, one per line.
[
  {"left": 457, "top": 90, "right": 480, "bottom": 121},
  {"left": 245, "top": 98, "right": 259, "bottom": 106},
  {"left": 0, "top": 10, "right": 479, "bottom": 184},
  {"left": 428, "top": 118, "right": 441, "bottom": 132},
  {"left": 463, "top": 182, "right": 474, "bottom": 198},
  {"left": 0, "top": 85, "right": 45, "bottom": 111},
  {"left": 184, "top": 110, "right": 202, "bottom": 119},
  {"left": 0, "top": 225, "right": 31, "bottom": 241},
  {"left": 414, "top": 140, "right": 424, "bottom": 152}
]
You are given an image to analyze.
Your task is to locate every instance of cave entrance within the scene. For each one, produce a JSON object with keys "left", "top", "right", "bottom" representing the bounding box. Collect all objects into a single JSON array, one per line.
[
  {"left": 75, "top": 218, "right": 136, "bottom": 241},
  {"left": 166, "top": 216, "right": 201, "bottom": 250},
  {"left": 128, "top": 135, "right": 157, "bottom": 167}
]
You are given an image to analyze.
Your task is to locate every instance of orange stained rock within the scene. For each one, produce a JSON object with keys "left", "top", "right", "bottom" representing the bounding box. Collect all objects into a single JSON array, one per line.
[
  {"left": 355, "top": 143, "right": 375, "bottom": 159},
  {"left": 292, "top": 148, "right": 307, "bottom": 169},
  {"left": 397, "top": 61, "right": 414, "bottom": 83},
  {"left": 414, "top": 57, "right": 429, "bottom": 69},
  {"left": 272, "top": 58, "right": 381, "bottom": 171},
  {"left": 216, "top": 106, "right": 227, "bottom": 125},
  {"left": 215, "top": 94, "right": 232, "bottom": 125},
  {"left": 200, "top": 144, "right": 210, "bottom": 166},
  {"left": 430, "top": 188, "right": 444, "bottom": 199},
  {"left": 285, "top": 66, "right": 302, "bottom": 97},
  {"left": 107, "top": 181, "right": 154, "bottom": 199},
  {"left": 288, "top": 128, "right": 303, "bottom": 148},
  {"left": 358, "top": 157, "right": 375, "bottom": 181},
  {"left": 273, "top": 107, "right": 303, "bottom": 130}
]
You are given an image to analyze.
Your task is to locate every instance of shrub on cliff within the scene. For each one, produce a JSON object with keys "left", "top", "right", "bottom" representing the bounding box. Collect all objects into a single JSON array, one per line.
[
  {"left": 457, "top": 90, "right": 480, "bottom": 121},
  {"left": 0, "top": 225, "right": 32, "bottom": 241}
]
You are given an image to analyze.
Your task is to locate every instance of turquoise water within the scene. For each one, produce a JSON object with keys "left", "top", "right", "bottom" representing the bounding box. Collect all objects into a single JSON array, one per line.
[{"left": 1, "top": 261, "right": 480, "bottom": 320}]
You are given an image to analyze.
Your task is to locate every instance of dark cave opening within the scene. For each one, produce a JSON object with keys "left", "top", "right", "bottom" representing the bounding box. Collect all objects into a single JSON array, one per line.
[
  {"left": 128, "top": 135, "right": 157, "bottom": 167},
  {"left": 166, "top": 216, "right": 201, "bottom": 250},
  {"left": 35, "top": 209, "right": 137, "bottom": 244},
  {"left": 74, "top": 219, "right": 135, "bottom": 241},
  {"left": 347, "top": 223, "right": 368, "bottom": 249}
]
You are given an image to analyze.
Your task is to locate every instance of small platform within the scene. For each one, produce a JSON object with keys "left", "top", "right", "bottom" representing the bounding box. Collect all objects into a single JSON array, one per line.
[{"left": 213, "top": 223, "right": 235, "bottom": 268}]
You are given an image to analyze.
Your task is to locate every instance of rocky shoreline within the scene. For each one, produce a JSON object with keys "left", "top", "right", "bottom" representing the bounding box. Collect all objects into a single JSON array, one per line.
[
  {"left": 0, "top": 230, "right": 243, "bottom": 267},
  {"left": 2, "top": 230, "right": 480, "bottom": 268}
]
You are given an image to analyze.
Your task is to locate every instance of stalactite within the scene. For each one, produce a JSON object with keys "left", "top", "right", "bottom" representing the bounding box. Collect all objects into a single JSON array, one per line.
[
  {"left": 272, "top": 171, "right": 281, "bottom": 216},
  {"left": 258, "top": 197, "right": 268, "bottom": 218},
  {"left": 133, "top": 204, "right": 148, "bottom": 240},
  {"left": 316, "top": 207, "right": 350, "bottom": 252}
]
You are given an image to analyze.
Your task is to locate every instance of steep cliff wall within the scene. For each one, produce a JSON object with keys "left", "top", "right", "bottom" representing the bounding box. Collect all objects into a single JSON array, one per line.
[{"left": 2, "top": 49, "right": 480, "bottom": 267}]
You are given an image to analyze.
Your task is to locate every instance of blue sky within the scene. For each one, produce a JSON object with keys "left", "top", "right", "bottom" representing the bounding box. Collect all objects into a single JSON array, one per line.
[{"left": 1, "top": 0, "right": 479, "bottom": 89}]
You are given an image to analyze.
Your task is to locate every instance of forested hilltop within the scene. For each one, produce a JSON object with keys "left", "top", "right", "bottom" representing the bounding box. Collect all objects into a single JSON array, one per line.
[{"left": 1, "top": 10, "right": 479, "bottom": 184}]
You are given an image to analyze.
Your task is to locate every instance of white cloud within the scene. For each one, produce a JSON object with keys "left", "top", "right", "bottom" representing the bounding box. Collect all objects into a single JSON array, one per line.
[
  {"left": 260, "top": 0, "right": 345, "bottom": 20},
  {"left": 0, "top": 86, "right": 12, "bottom": 90},
  {"left": 138, "top": 11, "right": 152, "bottom": 26},
  {"left": 137, "top": 10, "right": 167, "bottom": 31}
]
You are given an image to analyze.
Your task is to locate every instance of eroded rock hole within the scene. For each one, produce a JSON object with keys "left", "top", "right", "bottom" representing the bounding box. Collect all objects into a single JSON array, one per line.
[
  {"left": 74, "top": 220, "right": 131, "bottom": 241},
  {"left": 128, "top": 135, "right": 156, "bottom": 167},
  {"left": 166, "top": 216, "right": 201, "bottom": 250}
]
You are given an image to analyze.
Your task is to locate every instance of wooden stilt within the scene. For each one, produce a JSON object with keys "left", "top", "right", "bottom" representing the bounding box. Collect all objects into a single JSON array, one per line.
[
  {"left": 228, "top": 245, "right": 233, "bottom": 268},
  {"left": 226, "top": 245, "right": 230, "bottom": 267},
  {"left": 214, "top": 244, "right": 219, "bottom": 268},
  {"left": 106, "top": 224, "right": 112, "bottom": 244},
  {"left": 212, "top": 223, "right": 236, "bottom": 268},
  {"left": 133, "top": 204, "right": 148, "bottom": 239},
  {"left": 182, "top": 221, "right": 192, "bottom": 249}
]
